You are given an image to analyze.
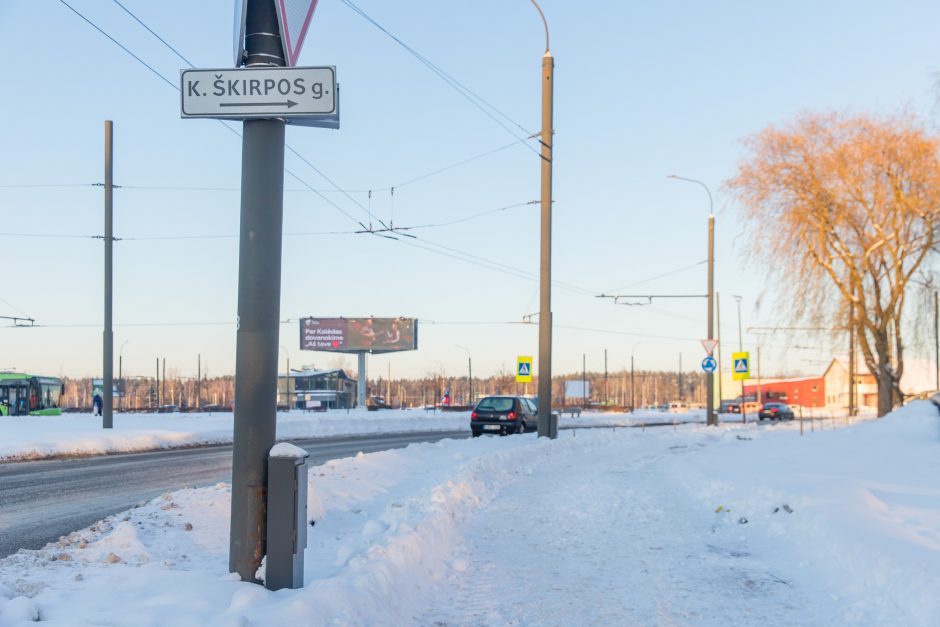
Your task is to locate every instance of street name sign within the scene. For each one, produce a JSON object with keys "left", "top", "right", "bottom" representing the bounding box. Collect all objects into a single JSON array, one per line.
[
  {"left": 516, "top": 356, "right": 533, "bottom": 383},
  {"left": 732, "top": 351, "right": 751, "bottom": 381},
  {"left": 181, "top": 67, "right": 336, "bottom": 120},
  {"left": 701, "top": 356, "right": 717, "bottom": 373}
]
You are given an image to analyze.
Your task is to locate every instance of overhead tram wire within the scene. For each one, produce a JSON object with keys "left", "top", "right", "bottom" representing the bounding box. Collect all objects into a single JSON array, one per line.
[
  {"left": 337, "top": 0, "right": 540, "bottom": 156},
  {"left": 102, "top": 0, "right": 534, "bottom": 227},
  {"left": 62, "top": 2, "right": 594, "bottom": 294},
  {"left": 85, "top": 0, "right": 371, "bottom": 230}
]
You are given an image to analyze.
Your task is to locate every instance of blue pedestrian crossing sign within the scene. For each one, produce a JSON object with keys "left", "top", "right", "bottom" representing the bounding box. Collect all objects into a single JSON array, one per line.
[
  {"left": 732, "top": 351, "right": 751, "bottom": 381},
  {"left": 701, "top": 356, "right": 717, "bottom": 373},
  {"left": 516, "top": 356, "right": 533, "bottom": 383}
]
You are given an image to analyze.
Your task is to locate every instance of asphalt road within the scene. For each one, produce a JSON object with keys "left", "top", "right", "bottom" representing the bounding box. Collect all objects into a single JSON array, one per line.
[{"left": 0, "top": 430, "right": 467, "bottom": 559}]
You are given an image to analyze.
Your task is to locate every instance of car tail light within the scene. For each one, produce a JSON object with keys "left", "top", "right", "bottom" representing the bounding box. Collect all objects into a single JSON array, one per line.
[
  {"left": 471, "top": 411, "right": 477, "bottom": 419},
  {"left": 507, "top": 411, "right": 517, "bottom": 421},
  {"left": 771, "top": 408, "right": 778, "bottom": 413}
]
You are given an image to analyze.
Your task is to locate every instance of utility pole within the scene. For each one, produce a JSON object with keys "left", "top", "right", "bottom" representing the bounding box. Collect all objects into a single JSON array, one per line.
[
  {"left": 197, "top": 354, "right": 201, "bottom": 410},
  {"left": 666, "top": 176, "right": 716, "bottom": 425},
  {"left": 155, "top": 358, "right": 159, "bottom": 408},
  {"left": 716, "top": 291, "right": 723, "bottom": 411},
  {"left": 848, "top": 299, "right": 855, "bottom": 417},
  {"left": 102, "top": 120, "right": 114, "bottom": 429},
  {"left": 532, "top": 0, "right": 555, "bottom": 439},
  {"left": 734, "top": 295, "right": 745, "bottom": 423},
  {"left": 630, "top": 353, "right": 635, "bottom": 411},
  {"left": 678, "top": 353, "right": 682, "bottom": 402},
  {"left": 604, "top": 348, "right": 608, "bottom": 407},
  {"left": 582, "top": 353, "right": 587, "bottom": 409},
  {"left": 162, "top": 358, "right": 166, "bottom": 407},
  {"left": 933, "top": 292, "right": 940, "bottom": 390},
  {"left": 229, "top": 0, "right": 287, "bottom": 583}
]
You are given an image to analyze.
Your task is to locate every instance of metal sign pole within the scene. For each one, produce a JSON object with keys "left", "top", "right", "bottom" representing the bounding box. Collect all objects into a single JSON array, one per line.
[{"left": 229, "top": 0, "right": 286, "bottom": 583}]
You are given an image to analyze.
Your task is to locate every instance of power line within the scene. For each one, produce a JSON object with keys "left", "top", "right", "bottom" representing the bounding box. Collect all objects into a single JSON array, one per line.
[
  {"left": 337, "top": 0, "right": 539, "bottom": 155},
  {"left": 58, "top": 0, "right": 178, "bottom": 92},
  {"left": 606, "top": 260, "right": 708, "bottom": 293}
]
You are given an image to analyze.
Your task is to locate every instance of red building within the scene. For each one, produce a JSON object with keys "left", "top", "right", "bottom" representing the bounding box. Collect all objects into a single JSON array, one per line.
[{"left": 744, "top": 376, "right": 826, "bottom": 408}]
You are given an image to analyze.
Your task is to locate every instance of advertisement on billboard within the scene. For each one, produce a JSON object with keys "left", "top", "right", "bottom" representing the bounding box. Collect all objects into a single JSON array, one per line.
[{"left": 300, "top": 317, "right": 417, "bottom": 353}]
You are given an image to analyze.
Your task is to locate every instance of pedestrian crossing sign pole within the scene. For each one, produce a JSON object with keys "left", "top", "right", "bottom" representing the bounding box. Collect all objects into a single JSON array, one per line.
[
  {"left": 516, "top": 356, "right": 533, "bottom": 383},
  {"left": 732, "top": 351, "right": 751, "bottom": 381}
]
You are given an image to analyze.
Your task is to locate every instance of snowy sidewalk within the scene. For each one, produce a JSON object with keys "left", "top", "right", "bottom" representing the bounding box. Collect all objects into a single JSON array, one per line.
[
  {"left": 421, "top": 434, "right": 816, "bottom": 626},
  {"left": 1, "top": 404, "right": 937, "bottom": 625}
]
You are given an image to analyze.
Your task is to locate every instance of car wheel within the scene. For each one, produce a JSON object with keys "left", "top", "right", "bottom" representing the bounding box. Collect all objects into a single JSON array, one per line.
[
  {"left": 517, "top": 421, "right": 527, "bottom": 435},
  {"left": 471, "top": 430, "right": 481, "bottom": 438}
]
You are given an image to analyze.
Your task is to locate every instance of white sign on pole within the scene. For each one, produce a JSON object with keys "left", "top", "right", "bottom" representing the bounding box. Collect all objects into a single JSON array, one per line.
[
  {"left": 275, "top": 0, "right": 320, "bottom": 66},
  {"left": 181, "top": 67, "right": 335, "bottom": 120},
  {"left": 701, "top": 339, "right": 719, "bottom": 356}
]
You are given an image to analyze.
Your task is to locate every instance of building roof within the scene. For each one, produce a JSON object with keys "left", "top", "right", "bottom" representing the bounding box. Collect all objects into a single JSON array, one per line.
[{"left": 279, "top": 368, "right": 352, "bottom": 380}]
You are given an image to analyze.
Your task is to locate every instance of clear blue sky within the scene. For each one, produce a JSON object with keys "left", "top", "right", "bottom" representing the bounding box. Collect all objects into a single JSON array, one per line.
[{"left": 1, "top": 0, "right": 939, "bottom": 382}]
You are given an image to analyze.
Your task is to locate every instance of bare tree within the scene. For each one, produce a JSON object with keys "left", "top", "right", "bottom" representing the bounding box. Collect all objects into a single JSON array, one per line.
[{"left": 727, "top": 112, "right": 940, "bottom": 415}]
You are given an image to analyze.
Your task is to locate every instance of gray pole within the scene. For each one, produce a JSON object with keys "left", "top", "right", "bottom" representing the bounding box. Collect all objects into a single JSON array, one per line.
[
  {"left": 532, "top": 1, "right": 555, "bottom": 438},
  {"left": 630, "top": 353, "right": 635, "bottom": 411},
  {"left": 197, "top": 354, "right": 201, "bottom": 410},
  {"left": 155, "top": 358, "right": 159, "bottom": 409},
  {"left": 678, "top": 353, "right": 682, "bottom": 402},
  {"left": 716, "top": 291, "right": 723, "bottom": 417},
  {"left": 357, "top": 352, "right": 367, "bottom": 407},
  {"left": 103, "top": 120, "right": 114, "bottom": 429},
  {"left": 468, "top": 356, "right": 472, "bottom": 405},
  {"left": 933, "top": 292, "right": 940, "bottom": 390},
  {"left": 582, "top": 353, "right": 586, "bottom": 409},
  {"left": 707, "top": 215, "right": 715, "bottom": 425},
  {"left": 162, "top": 358, "right": 166, "bottom": 407},
  {"left": 604, "top": 348, "right": 608, "bottom": 407},
  {"left": 667, "top": 176, "right": 716, "bottom": 426},
  {"left": 848, "top": 299, "right": 855, "bottom": 417},
  {"left": 229, "top": 0, "right": 286, "bottom": 583}
]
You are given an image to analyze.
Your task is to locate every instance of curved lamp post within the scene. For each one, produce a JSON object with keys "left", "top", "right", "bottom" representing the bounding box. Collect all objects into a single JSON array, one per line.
[
  {"left": 667, "top": 174, "right": 716, "bottom": 426},
  {"left": 529, "top": 0, "right": 555, "bottom": 438}
]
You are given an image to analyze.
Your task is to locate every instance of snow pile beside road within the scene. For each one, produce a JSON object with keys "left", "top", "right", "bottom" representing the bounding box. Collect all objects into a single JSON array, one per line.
[
  {"left": 0, "top": 409, "right": 469, "bottom": 461},
  {"left": 1, "top": 402, "right": 937, "bottom": 625}
]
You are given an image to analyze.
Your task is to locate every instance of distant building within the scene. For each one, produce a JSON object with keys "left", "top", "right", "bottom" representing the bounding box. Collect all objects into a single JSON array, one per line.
[
  {"left": 741, "top": 359, "right": 877, "bottom": 410},
  {"left": 278, "top": 368, "right": 357, "bottom": 410}
]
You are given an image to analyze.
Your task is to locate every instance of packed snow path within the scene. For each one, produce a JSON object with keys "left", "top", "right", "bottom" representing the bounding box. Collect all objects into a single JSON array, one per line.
[{"left": 422, "top": 435, "right": 813, "bottom": 626}]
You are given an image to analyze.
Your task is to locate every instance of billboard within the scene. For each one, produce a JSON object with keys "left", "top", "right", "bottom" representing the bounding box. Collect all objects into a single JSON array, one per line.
[{"left": 300, "top": 317, "right": 417, "bottom": 353}]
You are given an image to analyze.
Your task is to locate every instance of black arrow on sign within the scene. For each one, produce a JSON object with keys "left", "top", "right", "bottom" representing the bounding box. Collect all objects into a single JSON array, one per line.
[{"left": 219, "top": 100, "right": 298, "bottom": 108}]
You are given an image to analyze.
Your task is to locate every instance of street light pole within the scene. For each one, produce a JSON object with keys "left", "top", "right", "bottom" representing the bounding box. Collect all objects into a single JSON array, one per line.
[
  {"left": 456, "top": 345, "right": 472, "bottom": 406},
  {"left": 118, "top": 340, "right": 128, "bottom": 412},
  {"left": 530, "top": 0, "right": 556, "bottom": 439},
  {"left": 630, "top": 341, "right": 640, "bottom": 412},
  {"left": 668, "top": 175, "right": 717, "bottom": 426}
]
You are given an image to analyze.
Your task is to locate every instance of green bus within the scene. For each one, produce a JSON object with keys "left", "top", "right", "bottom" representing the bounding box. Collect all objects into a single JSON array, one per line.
[{"left": 0, "top": 373, "right": 64, "bottom": 416}]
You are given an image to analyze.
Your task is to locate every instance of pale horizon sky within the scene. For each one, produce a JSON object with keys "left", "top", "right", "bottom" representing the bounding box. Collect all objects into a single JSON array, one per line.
[{"left": 2, "top": 0, "right": 939, "bottom": 383}]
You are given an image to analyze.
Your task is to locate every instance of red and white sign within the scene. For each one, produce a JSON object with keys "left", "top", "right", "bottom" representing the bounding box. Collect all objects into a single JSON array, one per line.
[
  {"left": 275, "top": 0, "right": 320, "bottom": 66},
  {"left": 700, "top": 339, "right": 719, "bottom": 356}
]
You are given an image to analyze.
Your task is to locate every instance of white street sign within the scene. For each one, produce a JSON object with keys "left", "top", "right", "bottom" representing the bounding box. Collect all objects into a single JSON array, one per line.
[
  {"left": 275, "top": 0, "right": 320, "bottom": 66},
  {"left": 181, "top": 67, "right": 335, "bottom": 120},
  {"left": 700, "top": 338, "right": 719, "bottom": 356}
]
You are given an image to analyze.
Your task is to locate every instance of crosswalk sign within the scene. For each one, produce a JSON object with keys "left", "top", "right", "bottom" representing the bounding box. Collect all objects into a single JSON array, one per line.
[
  {"left": 732, "top": 351, "right": 750, "bottom": 381},
  {"left": 516, "top": 356, "right": 533, "bottom": 383}
]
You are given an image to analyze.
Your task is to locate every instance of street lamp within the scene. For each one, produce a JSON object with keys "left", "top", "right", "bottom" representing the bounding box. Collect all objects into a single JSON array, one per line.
[
  {"left": 119, "top": 340, "right": 129, "bottom": 412},
  {"left": 456, "top": 345, "right": 473, "bottom": 406},
  {"left": 733, "top": 295, "right": 743, "bottom": 351},
  {"left": 630, "top": 341, "right": 640, "bottom": 411},
  {"left": 667, "top": 174, "right": 716, "bottom": 426},
  {"left": 529, "top": 0, "right": 556, "bottom": 439}
]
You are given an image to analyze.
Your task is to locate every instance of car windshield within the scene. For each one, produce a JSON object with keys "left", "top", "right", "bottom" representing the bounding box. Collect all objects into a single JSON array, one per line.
[{"left": 477, "top": 397, "right": 514, "bottom": 411}]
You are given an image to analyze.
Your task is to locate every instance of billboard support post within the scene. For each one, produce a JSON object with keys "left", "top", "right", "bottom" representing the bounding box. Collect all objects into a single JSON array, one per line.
[
  {"left": 357, "top": 352, "right": 367, "bottom": 408},
  {"left": 229, "top": 0, "right": 286, "bottom": 584}
]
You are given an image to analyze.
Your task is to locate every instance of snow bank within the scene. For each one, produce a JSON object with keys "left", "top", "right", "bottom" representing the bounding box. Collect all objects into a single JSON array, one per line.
[{"left": 0, "top": 403, "right": 936, "bottom": 625}]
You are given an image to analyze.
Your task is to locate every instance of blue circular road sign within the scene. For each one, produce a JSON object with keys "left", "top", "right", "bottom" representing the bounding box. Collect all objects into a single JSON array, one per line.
[{"left": 701, "top": 356, "right": 717, "bottom": 373}]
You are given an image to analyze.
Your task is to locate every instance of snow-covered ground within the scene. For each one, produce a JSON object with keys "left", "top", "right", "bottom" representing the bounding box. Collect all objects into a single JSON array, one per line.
[{"left": 2, "top": 402, "right": 936, "bottom": 625}]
